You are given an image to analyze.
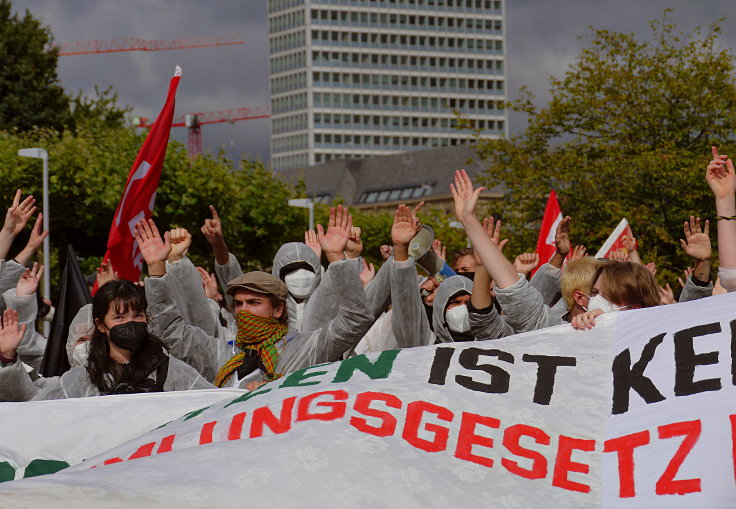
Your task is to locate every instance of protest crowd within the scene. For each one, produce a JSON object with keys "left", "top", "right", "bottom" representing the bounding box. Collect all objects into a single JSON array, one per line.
[{"left": 0, "top": 148, "right": 734, "bottom": 402}]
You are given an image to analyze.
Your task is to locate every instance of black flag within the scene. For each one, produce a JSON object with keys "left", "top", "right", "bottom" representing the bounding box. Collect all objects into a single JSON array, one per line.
[{"left": 41, "top": 245, "right": 92, "bottom": 376}]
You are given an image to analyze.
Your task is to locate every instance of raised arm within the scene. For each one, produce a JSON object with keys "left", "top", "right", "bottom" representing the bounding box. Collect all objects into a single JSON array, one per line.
[
  {"left": 13, "top": 214, "right": 48, "bottom": 266},
  {"left": 678, "top": 216, "right": 713, "bottom": 302},
  {"left": 707, "top": 148, "right": 736, "bottom": 289},
  {"left": 136, "top": 219, "right": 228, "bottom": 381},
  {"left": 451, "top": 170, "right": 518, "bottom": 288},
  {"left": 0, "top": 190, "right": 36, "bottom": 261}
]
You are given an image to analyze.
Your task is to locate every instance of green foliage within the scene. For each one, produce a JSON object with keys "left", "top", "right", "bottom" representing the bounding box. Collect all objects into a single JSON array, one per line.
[
  {"left": 476, "top": 13, "right": 736, "bottom": 282},
  {"left": 0, "top": 0, "right": 71, "bottom": 132}
]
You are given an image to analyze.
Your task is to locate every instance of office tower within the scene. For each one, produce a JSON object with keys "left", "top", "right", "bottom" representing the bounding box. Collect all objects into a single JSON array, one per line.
[{"left": 268, "top": 0, "right": 507, "bottom": 170}]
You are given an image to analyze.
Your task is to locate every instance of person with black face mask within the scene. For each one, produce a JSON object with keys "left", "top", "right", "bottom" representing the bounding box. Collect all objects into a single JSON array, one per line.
[{"left": 0, "top": 280, "right": 214, "bottom": 401}]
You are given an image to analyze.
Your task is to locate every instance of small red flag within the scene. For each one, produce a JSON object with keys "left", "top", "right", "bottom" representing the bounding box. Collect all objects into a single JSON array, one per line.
[
  {"left": 595, "top": 218, "right": 635, "bottom": 259},
  {"left": 97, "top": 67, "right": 181, "bottom": 289},
  {"left": 534, "top": 190, "right": 563, "bottom": 274}
]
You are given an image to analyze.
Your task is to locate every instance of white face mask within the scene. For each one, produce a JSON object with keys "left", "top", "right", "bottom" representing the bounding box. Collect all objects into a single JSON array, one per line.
[
  {"left": 586, "top": 295, "right": 630, "bottom": 314},
  {"left": 71, "top": 341, "right": 90, "bottom": 367},
  {"left": 445, "top": 304, "right": 470, "bottom": 333},
  {"left": 284, "top": 269, "right": 316, "bottom": 299}
]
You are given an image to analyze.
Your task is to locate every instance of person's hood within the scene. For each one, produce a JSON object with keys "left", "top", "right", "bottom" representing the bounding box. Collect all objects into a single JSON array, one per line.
[
  {"left": 66, "top": 303, "right": 94, "bottom": 366},
  {"left": 432, "top": 275, "right": 473, "bottom": 343},
  {"left": 271, "top": 242, "right": 322, "bottom": 290}
]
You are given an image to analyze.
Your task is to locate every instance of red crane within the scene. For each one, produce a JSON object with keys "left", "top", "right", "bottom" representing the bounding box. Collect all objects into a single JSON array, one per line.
[
  {"left": 135, "top": 105, "right": 271, "bottom": 158},
  {"left": 52, "top": 34, "right": 245, "bottom": 56}
]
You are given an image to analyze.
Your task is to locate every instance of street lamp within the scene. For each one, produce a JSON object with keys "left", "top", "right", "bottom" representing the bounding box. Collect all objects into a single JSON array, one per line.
[
  {"left": 288, "top": 198, "right": 314, "bottom": 231},
  {"left": 18, "top": 148, "right": 50, "bottom": 336}
]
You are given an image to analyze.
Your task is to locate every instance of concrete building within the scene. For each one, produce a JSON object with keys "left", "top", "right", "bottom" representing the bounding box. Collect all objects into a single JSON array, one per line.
[{"left": 268, "top": 0, "right": 507, "bottom": 171}]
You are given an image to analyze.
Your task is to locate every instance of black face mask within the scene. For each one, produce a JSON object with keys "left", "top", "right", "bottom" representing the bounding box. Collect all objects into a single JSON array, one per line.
[
  {"left": 108, "top": 321, "right": 148, "bottom": 352},
  {"left": 456, "top": 271, "right": 475, "bottom": 281}
]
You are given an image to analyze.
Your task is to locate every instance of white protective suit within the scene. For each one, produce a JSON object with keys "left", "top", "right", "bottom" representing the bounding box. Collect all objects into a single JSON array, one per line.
[
  {"left": 146, "top": 259, "right": 377, "bottom": 388},
  {"left": 390, "top": 259, "right": 513, "bottom": 347},
  {"left": 214, "top": 243, "right": 323, "bottom": 332}
]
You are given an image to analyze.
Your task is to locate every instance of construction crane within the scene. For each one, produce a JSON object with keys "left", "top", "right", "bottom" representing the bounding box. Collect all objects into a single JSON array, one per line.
[
  {"left": 134, "top": 105, "right": 271, "bottom": 158},
  {"left": 52, "top": 34, "right": 244, "bottom": 56}
]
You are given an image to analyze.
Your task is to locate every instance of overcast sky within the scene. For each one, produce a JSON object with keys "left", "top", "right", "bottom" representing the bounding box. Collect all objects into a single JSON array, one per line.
[{"left": 10, "top": 0, "right": 736, "bottom": 163}]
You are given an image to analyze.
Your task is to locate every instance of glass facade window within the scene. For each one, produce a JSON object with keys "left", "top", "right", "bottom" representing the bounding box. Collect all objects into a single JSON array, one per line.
[{"left": 268, "top": 0, "right": 506, "bottom": 170}]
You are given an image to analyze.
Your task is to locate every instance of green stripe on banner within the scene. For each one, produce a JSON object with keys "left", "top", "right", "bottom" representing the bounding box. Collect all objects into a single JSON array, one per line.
[
  {"left": 0, "top": 461, "right": 15, "bottom": 482},
  {"left": 23, "top": 459, "right": 70, "bottom": 478}
]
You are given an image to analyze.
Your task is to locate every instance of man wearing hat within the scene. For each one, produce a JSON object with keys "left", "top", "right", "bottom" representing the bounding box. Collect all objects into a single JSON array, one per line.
[{"left": 135, "top": 216, "right": 376, "bottom": 389}]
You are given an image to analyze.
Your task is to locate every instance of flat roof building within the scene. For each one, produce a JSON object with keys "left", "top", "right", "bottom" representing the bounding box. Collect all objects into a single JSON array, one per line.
[{"left": 268, "top": 0, "right": 507, "bottom": 171}]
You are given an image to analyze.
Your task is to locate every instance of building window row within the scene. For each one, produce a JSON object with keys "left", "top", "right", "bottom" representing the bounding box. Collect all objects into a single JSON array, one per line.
[
  {"left": 314, "top": 133, "right": 473, "bottom": 150},
  {"left": 314, "top": 112, "right": 503, "bottom": 133},
  {"left": 310, "top": 0, "right": 502, "bottom": 12},
  {"left": 313, "top": 92, "right": 505, "bottom": 114},
  {"left": 269, "top": 30, "right": 305, "bottom": 53},
  {"left": 357, "top": 183, "right": 434, "bottom": 204},
  {"left": 272, "top": 113, "right": 309, "bottom": 134},
  {"left": 311, "top": 29, "right": 503, "bottom": 54},
  {"left": 310, "top": 9, "right": 502, "bottom": 34},
  {"left": 273, "top": 153, "right": 309, "bottom": 170},
  {"left": 313, "top": 71, "right": 504, "bottom": 94},
  {"left": 273, "top": 133, "right": 309, "bottom": 154},
  {"left": 269, "top": 10, "right": 306, "bottom": 34},
  {"left": 271, "top": 72, "right": 307, "bottom": 94},
  {"left": 271, "top": 51, "right": 307, "bottom": 74},
  {"left": 312, "top": 50, "right": 503, "bottom": 75},
  {"left": 268, "top": 0, "right": 305, "bottom": 14},
  {"left": 272, "top": 93, "right": 308, "bottom": 114}
]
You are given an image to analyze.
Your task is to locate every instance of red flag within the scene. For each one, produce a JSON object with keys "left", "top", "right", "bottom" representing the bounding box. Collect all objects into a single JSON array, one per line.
[
  {"left": 99, "top": 67, "right": 181, "bottom": 287},
  {"left": 534, "top": 190, "right": 563, "bottom": 274},
  {"left": 595, "top": 218, "right": 635, "bottom": 258}
]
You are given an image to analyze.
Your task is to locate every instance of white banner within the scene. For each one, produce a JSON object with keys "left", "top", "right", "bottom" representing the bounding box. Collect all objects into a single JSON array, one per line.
[{"left": 0, "top": 293, "right": 734, "bottom": 508}]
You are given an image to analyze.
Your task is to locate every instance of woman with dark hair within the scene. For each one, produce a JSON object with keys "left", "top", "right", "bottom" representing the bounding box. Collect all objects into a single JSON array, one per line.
[{"left": 0, "top": 279, "right": 213, "bottom": 401}]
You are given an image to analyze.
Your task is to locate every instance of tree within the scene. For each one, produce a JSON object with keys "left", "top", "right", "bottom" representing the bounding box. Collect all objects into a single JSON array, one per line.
[
  {"left": 476, "top": 13, "right": 736, "bottom": 281},
  {"left": 0, "top": 0, "right": 71, "bottom": 132}
]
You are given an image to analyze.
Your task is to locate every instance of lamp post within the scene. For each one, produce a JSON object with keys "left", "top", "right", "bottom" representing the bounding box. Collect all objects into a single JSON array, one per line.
[
  {"left": 17, "top": 148, "right": 50, "bottom": 336},
  {"left": 288, "top": 198, "right": 314, "bottom": 231}
]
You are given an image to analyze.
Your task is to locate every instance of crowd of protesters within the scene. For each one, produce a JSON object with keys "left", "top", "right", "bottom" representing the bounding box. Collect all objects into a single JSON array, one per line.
[{"left": 0, "top": 146, "right": 734, "bottom": 400}]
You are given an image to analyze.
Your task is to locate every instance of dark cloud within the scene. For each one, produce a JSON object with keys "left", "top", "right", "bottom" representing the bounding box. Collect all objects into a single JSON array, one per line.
[{"left": 10, "top": 0, "right": 735, "bottom": 160}]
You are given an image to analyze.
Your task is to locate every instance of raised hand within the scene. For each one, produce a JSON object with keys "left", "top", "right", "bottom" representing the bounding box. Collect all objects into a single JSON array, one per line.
[
  {"left": 450, "top": 169, "right": 484, "bottom": 224},
  {"left": 201, "top": 205, "right": 224, "bottom": 244},
  {"left": 512, "top": 252, "right": 540, "bottom": 277},
  {"left": 644, "top": 262, "right": 657, "bottom": 276},
  {"left": 133, "top": 218, "right": 171, "bottom": 276},
  {"left": 0, "top": 309, "right": 26, "bottom": 361},
  {"left": 345, "top": 226, "right": 364, "bottom": 259},
  {"left": 570, "top": 244, "right": 587, "bottom": 262},
  {"left": 359, "top": 258, "right": 376, "bottom": 288},
  {"left": 379, "top": 244, "right": 393, "bottom": 261},
  {"left": 16, "top": 262, "right": 44, "bottom": 296},
  {"left": 680, "top": 216, "right": 711, "bottom": 261},
  {"left": 391, "top": 204, "right": 421, "bottom": 247},
  {"left": 432, "top": 239, "right": 447, "bottom": 262},
  {"left": 706, "top": 147, "right": 736, "bottom": 200},
  {"left": 3, "top": 190, "right": 36, "bottom": 236},
  {"left": 554, "top": 216, "right": 571, "bottom": 257},
  {"left": 317, "top": 205, "right": 353, "bottom": 263},
  {"left": 96, "top": 259, "right": 119, "bottom": 288},
  {"left": 474, "top": 217, "right": 508, "bottom": 266},
  {"left": 622, "top": 235, "right": 637, "bottom": 253},
  {"left": 677, "top": 267, "right": 693, "bottom": 288},
  {"left": 196, "top": 266, "right": 222, "bottom": 301},
  {"left": 167, "top": 227, "right": 192, "bottom": 263},
  {"left": 658, "top": 283, "right": 676, "bottom": 305},
  {"left": 14, "top": 214, "right": 49, "bottom": 266},
  {"left": 304, "top": 229, "right": 322, "bottom": 259},
  {"left": 609, "top": 248, "right": 630, "bottom": 263}
]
